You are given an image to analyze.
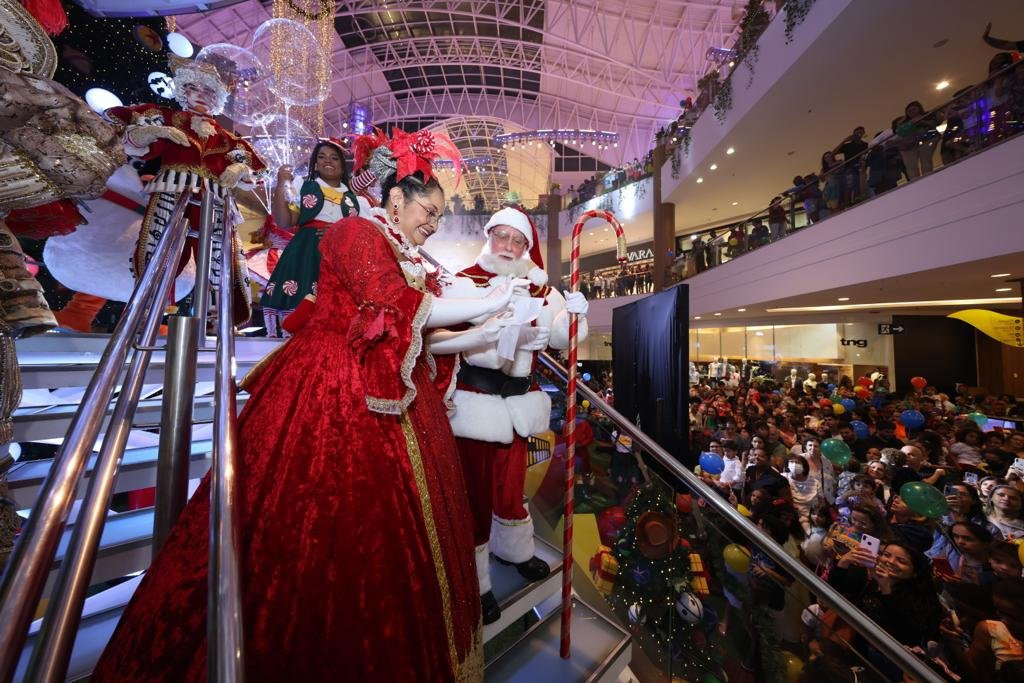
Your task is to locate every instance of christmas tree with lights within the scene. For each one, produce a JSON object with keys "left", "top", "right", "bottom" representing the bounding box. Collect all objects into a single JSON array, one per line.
[{"left": 610, "top": 482, "right": 725, "bottom": 681}]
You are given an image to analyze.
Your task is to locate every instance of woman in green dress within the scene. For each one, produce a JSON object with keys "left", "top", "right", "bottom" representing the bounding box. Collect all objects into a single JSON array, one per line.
[{"left": 261, "top": 138, "right": 363, "bottom": 336}]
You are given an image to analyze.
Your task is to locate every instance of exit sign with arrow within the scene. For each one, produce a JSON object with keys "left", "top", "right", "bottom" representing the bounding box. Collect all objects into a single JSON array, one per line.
[{"left": 878, "top": 324, "right": 905, "bottom": 335}]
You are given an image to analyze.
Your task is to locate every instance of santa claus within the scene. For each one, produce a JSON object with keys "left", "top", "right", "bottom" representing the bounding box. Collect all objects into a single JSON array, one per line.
[{"left": 430, "top": 206, "right": 588, "bottom": 624}]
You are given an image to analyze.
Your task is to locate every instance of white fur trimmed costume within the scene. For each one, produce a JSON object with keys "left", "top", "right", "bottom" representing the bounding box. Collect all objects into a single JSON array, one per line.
[{"left": 444, "top": 207, "right": 587, "bottom": 595}]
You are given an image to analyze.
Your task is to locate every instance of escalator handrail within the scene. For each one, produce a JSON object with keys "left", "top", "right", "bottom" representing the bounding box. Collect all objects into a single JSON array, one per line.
[
  {"left": 537, "top": 351, "right": 943, "bottom": 683},
  {"left": 208, "top": 197, "right": 245, "bottom": 681},
  {"left": 0, "top": 191, "right": 193, "bottom": 680}
]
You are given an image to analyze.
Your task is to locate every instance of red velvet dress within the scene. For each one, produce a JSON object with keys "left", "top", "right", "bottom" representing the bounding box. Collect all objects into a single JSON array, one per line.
[{"left": 93, "top": 217, "right": 482, "bottom": 681}]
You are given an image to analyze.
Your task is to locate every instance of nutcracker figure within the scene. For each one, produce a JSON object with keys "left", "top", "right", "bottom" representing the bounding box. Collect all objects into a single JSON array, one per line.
[{"left": 104, "top": 55, "right": 267, "bottom": 323}]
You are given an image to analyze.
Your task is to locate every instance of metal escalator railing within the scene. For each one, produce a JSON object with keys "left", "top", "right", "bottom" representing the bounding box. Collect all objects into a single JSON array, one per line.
[
  {"left": 536, "top": 351, "right": 943, "bottom": 683},
  {"left": 0, "top": 188, "right": 246, "bottom": 681}
]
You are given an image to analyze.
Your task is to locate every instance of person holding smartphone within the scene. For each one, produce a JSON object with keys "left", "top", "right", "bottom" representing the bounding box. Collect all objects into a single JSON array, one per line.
[{"left": 829, "top": 541, "right": 944, "bottom": 679}]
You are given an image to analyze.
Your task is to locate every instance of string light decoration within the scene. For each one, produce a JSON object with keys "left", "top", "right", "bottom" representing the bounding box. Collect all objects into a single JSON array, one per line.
[
  {"left": 494, "top": 129, "right": 619, "bottom": 152},
  {"left": 432, "top": 156, "right": 500, "bottom": 172},
  {"left": 610, "top": 483, "right": 726, "bottom": 681},
  {"left": 270, "top": 0, "right": 335, "bottom": 134},
  {"left": 48, "top": 4, "right": 171, "bottom": 105}
]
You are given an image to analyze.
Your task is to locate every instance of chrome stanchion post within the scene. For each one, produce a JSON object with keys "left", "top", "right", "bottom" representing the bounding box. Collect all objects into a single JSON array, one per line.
[
  {"left": 192, "top": 190, "right": 216, "bottom": 349},
  {"left": 152, "top": 314, "right": 200, "bottom": 553},
  {"left": 26, "top": 218, "right": 190, "bottom": 682},
  {"left": 209, "top": 200, "right": 244, "bottom": 681},
  {"left": 0, "top": 191, "right": 191, "bottom": 679}
]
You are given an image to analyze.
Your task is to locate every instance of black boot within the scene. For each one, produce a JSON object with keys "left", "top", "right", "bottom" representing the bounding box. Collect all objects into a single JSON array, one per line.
[
  {"left": 481, "top": 590, "right": 501, "bottom": 625},
  {"left": 494, "top": 555, "right": 551, "bottom": 582}
]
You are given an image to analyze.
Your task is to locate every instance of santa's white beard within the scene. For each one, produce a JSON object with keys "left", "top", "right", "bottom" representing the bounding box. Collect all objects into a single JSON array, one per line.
[{"left": 477, "top": 242, "right": 533, "bottom": 277}]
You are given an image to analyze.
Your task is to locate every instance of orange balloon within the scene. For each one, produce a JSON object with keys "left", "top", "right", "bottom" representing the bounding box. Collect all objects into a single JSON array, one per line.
[{"left": 833, "top": 403, "right": 846, "bottom": 415}]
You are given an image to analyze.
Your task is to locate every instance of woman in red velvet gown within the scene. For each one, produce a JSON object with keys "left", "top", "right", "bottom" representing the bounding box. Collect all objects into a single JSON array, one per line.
[{"left": 93, "top": 130, "right": 519, "bottom": 681}]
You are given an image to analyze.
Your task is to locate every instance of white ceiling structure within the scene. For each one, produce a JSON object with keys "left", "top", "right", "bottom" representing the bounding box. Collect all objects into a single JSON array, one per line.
[
  {"left": 559, "top": 0, "right": 1024, "bottom": 260},
  {"left": 176, "top": 0, "right": 747, "bottom": 209}
]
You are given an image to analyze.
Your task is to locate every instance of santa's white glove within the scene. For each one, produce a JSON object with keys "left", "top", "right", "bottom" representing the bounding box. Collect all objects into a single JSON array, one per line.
[
  {"left": 563, "top": 290, "right": 589, "bottom": 316},
  {"left": 478, "top": 315, "right": 511, "bottom": 343},
  {"left": 518, "top": 325, "right": 551, "bottom": 351},
  {"left": 484, "top": 278, "right": 531, "bottom": 315},
  {"left": 218, "top": 163, "right": 252, "bottom": 190},
  {"left": 125, "top": 124, "right": 189, "bottom": 149}
]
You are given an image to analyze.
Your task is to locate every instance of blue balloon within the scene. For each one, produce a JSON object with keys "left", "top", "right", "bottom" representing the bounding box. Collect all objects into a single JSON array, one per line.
[
  {"left": 582, "top": 372, "right": 592, "bottom": 382},
  {"left": 698, "top": 451, "right": 725, "bottom": 475},
  {"left": 901, "top": 409, "right": 925, "bottom": 430},
  {"left": 841, "top": 398, "right": 856, "bottom": 411},
  {"left": 850, "top": 420, "right": 869, "bottom": 440},
  {"left": 828, "top": 383, "right": 836, "bottom": 391}
]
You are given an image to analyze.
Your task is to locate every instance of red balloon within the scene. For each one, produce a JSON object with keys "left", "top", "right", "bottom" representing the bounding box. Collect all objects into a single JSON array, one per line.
[
  {"left": 597, "top": 506, "right": 627, "bottom": 546},
  {"left": 911, "top": 376, "right": 928, "bottom": 390},
  {"left": 819, "top": 398, "right": 833, "bottom": 408},
  {"left": 857, "top": 377, "right": 872, "bottom": 388},
  {"left": 675, "top": 493, "right": 693, "bottom": 515},
  {"left": 854, "top": 385, "right": 869, "bottom": 396}
]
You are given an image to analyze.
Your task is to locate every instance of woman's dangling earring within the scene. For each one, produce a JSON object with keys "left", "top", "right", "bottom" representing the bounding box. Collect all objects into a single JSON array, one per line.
[{"left": 391, "top": 203, "right": 400, "bottom": 224}]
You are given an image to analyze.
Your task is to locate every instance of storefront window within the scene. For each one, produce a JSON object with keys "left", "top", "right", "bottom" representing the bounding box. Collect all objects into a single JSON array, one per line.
[{"left": 688, "top": 321, "right": 894, "bottom": 387}]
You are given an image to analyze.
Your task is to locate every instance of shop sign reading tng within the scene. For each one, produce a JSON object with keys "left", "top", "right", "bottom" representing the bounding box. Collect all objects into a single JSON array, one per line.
[{"left": 840, "top": 338, "right": 868, "bottom": 348}]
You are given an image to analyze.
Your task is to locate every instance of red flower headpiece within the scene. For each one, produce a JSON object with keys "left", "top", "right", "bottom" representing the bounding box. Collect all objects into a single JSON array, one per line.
[{"left": 352, "top": 126, "right": 463, "bottom": 189}]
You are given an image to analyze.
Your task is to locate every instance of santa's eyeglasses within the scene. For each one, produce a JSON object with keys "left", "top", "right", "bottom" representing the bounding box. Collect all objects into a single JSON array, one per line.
[{"left": 490, "top": 228, "right": 528, "bottom": 248}]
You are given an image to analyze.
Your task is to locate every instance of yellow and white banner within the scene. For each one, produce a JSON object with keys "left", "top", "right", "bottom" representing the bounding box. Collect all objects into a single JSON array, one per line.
[{"left": 948, "top": 309, "right": 1024, "bottom": 347}]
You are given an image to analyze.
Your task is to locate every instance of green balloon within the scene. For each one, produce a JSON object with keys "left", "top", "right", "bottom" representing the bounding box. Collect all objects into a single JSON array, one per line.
[
  {"left": 900, "top": 481, "right": 949, "bottom": 518},
  {"left": 830, "top": 393, "right": 842, "bottom": 403},
  {"left": 968, "top": 411, "right": 988, "bottom": 427},
  {"left": 820, "top": 437, "right": 852, "bottom": 466}
]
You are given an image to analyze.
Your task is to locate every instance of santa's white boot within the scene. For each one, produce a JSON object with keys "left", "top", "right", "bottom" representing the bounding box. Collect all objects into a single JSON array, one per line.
[{"left": 490, "top": 512, "right": 550, "bottom": 582}]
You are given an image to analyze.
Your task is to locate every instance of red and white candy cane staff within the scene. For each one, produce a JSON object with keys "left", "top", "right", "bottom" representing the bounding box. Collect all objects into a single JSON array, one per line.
[{"left": 561, "top": 209, "right": 627, "bottom": 659}]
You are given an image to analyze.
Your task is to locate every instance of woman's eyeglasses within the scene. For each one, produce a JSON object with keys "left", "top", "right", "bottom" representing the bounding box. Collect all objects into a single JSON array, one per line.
[{"left": 412, "top": 198, "right": 443, "bottom": 226}]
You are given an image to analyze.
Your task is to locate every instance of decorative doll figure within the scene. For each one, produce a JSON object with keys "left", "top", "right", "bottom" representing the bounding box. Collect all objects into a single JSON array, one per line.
[{"left": 104, "top": 55, "right": 267, "bottom": 324}]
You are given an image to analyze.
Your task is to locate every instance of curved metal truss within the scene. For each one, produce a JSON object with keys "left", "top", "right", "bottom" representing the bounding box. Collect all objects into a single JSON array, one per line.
[{"left": 180, "top": 0, "right": 745, "bottom": 196}]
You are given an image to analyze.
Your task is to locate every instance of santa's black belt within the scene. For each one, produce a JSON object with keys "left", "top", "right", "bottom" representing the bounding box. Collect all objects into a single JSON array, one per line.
[{"left": 457, "top": 365, "right": 531, "bottom": 398}]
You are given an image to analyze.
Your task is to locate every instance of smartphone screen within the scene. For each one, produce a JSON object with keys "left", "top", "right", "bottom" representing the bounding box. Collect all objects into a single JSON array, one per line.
[{"left": 963, "top": 472, "right": 979, "bottom": 486}]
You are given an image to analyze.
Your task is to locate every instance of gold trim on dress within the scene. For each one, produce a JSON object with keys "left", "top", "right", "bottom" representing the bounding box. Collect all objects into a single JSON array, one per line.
[
  {"left": 364, "top": 292, "right": 432, "bottom": 416},
  {"left": 398, "top": 412, "right": 462, "bottom": 680}
]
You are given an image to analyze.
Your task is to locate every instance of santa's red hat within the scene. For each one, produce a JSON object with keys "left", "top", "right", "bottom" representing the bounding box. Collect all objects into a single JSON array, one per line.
[{"left": 483, "top": 206, "right": 547, "bottom": 286}]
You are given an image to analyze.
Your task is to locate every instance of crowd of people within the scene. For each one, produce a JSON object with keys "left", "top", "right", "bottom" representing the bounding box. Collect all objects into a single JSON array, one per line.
[
  {"left": 561, "top": 262, "right": 656, "bottom": 300},
  {"left": 686, "top": 371, "right": 1024, "bottom": 681},
  {"left": 564, "top": 151, "right": 655, "bottom": 208},
  {"left": 670, "top": 51, "right": 1023, "bottom": 282}
]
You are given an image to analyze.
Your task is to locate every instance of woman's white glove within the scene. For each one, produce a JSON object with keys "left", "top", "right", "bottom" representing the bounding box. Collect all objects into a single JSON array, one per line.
[
  {"left": 427, "top": 279, "right": 530, "bottom": 329},
  {"left": 484, "top": 278, "right": 531, "bottom": 315},
  {"left": 427, "top": 315, "right": 510, "bottom": 355},
  {"left": 517, "top": 325, "right": 550, "bottom": 351},
  {"left": 563, "top": 290, "right": 589, "bottom": 316}
]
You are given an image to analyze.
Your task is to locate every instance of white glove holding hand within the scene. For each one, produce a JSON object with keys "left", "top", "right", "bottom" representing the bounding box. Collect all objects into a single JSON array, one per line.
[
  {"left": 484, "top": 278, "right": 531, "bottom": 315},
  {"left": 218, "top": 162, "right": 252, "bottom": 190},
  {"left": 517, "top": 325, "right": 551, "bottom": 351},
  {"left": 563, "top": 290, "right": 589, "bottom": 316},
  {"left": 125, "top": 124, "right": 189, "bottom": 148},
  {"left": 478, "top": 315, "right": 512, "bottom": 343}
]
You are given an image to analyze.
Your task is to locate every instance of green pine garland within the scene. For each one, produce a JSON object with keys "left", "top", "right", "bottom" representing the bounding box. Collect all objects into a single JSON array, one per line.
[
  {"left": 734, "top": 0, "right": 771, "bottom": 74},
  {"left": 712, "top": 77, "right": 733, "bottom": 122},
  {"left": 784, "top": 0, "right": 817, "bottom": 44}
]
